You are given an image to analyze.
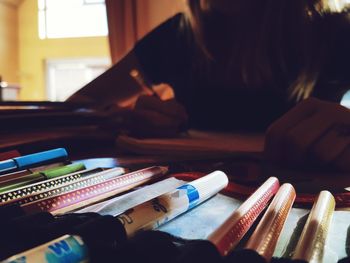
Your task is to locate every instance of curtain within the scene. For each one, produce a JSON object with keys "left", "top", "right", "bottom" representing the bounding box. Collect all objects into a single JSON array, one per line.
[
  {"left": 105, "top": 0, "right": 139, "bottom": 64},
  {"left": 105, "top": 0, "right": 186, "bottom": 64}
]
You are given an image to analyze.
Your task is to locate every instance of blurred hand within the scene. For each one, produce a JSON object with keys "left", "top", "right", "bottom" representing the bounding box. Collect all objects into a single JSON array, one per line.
[
  {"left": 126, "top": 95, "right": 189, "bottom": 138},
  {"left": 265, "top": 98, "right": 350, "bottom": 172}
]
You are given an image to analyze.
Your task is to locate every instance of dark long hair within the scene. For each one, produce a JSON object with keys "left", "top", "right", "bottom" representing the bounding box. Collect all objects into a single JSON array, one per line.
[{"left": 185, "top": 0, "right": 347, "bottom": 100}]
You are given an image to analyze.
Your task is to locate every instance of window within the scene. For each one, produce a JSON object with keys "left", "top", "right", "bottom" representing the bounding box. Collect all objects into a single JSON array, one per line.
[
  {"left": 331, "top": 0, "right": 350, "bottom": 10},
  {"left": 38, "top": 0, "right": 108, "bottom": 39},
  {"left": 46, "top": 57, "right": 111, "bottom": 101}
]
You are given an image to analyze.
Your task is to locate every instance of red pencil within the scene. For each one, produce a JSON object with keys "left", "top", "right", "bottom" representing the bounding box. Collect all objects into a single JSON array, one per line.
[
  {"left": 208, "top": 177, "right": 280, "bottom": 256},
  {"left": 21, "top": 166, "right": 168, "bottom": 215}
]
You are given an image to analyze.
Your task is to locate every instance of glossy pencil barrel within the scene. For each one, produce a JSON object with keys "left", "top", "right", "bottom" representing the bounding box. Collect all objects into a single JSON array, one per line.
[
  {"left": 245, "top": 183, "right": 296, "bottom": 261},
  {"left": 0, "top": 167, "right": 105, "bottom": 204},
  {"left": 208, "top": 177, "right": 280, "bottom": 256},
  {"left": 21, "top": 166, "right": 168, "bottom": 215},
  {"left": 1, "top": 167, "right": 125, "bottom": 207},
  {"left": 292, "top": 191, "right": 335, "bottom": 263}
]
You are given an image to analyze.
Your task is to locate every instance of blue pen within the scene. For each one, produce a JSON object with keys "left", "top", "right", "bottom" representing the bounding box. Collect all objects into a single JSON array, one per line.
[{"left": 0, "top": 148, "right": 68, "bottom": 174}]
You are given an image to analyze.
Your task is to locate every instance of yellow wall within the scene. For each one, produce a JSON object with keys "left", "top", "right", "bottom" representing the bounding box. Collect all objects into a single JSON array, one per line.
[
  {"left": 18, "top": 0, "right": 109, "bottom": 100},
  {"left": 0, "top": 2, "right": 19, "bottom": 83}
]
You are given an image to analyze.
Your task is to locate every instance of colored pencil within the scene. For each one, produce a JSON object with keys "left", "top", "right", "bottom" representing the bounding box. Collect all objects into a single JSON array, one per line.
[
  {"left": 0, "top": 163, "right": 86, "bottom": 193},
  {"left": 292, "top": 191, "right": 335, "bottom": 263},
  {"left": 0, "top": 167, "right": 124, "bottom": 206},
  {"left": 21, "top": 166, "right": 168, "bottom": 215},
  {"left": 0, "top": 162, "right": 67, "bottom": 184},
  {"left": 245, "top": 183, "right": 296, "bottom": 261},
  {"left": 208, "top": 177, "right": 280, "bottom": 256}
]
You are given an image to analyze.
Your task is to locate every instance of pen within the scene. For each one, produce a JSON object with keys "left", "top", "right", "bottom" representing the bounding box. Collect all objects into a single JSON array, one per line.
[
  {"left": 129, "top": 69, "right": 155, "bottom": 96},
  {"left": 0, "top": 148, "right": 68, "bottom": 174}
]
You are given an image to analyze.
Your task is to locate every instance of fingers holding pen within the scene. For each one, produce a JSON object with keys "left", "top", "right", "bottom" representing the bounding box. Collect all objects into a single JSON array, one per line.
[
  {"left": 124, "top": 94, "right": 189, "bottom": 138},
  {"left": 135, "top": 95, "right": 188, "bottom": 122}
]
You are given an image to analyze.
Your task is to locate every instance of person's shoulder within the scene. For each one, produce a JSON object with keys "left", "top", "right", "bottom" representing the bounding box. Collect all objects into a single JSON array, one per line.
[
  {"left": 137, "top": 13, "right": 188, "bottom": 45},
  {"left": 134, "top": 12, "right": 191, "bottom": 63},
  {"left": 133, "top": 13, "right": 192, "bottom": 85}
]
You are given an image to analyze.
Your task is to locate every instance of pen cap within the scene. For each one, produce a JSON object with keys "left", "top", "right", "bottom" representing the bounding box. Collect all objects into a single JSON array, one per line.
[
  {"left": 188, "top": 171, "right": 229, "bottom": 202},
  {"left": 14, "top": 148, "right": 68, "bottom": 169}
]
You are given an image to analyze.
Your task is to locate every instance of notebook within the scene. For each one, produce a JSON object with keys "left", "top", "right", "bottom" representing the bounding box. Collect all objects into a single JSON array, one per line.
[{"left": 116, "top": 130, "right": 264, "bottom": 157}]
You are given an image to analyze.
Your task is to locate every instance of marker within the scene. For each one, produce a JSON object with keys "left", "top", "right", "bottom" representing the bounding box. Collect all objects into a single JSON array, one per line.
[
  {"left": 245, "top": 183, "right": 296, "bottom": 261},
  {"left": 117, "top": 171, "right": 228, "bottom": 237},
  {"left": 208, "top": 177, "right": 280, "bottom": 256},
  {"left": 0, "top": 148, "right": 68, "bottom": 174},
  {"left": 292, "top": 191, "right": 335, "bottom": 263},
  {"left": 21, "top": 166, "right": 168, "bottom": 215},
  {"left": 0, "top": 163, "right": 86, "bottom": 193},
  {"left": 1, "top": 235, "right": 88, "bottom": 263}
]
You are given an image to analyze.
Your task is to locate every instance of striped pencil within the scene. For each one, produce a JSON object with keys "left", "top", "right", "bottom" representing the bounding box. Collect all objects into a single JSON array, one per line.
[
  {"left": 21, "top": 166, "right": 168, "bottom": 215},
  {"left": 0, "top": 163, "right": 86, "bottom": 194},
  {"left": 0, "top": 167, "right": 125, "bottom": 206},
  {"left": 292, "top": 191, "right": 335, "bottom": 263},
  {"left": 245, "top": 183, "right": 296, "bottom": 261},
  {"left": 208, "top": 177, "right": 280, "bottom": 256},
  {"left": 0, "top": 162, "right": 67, "bottom": 184}
]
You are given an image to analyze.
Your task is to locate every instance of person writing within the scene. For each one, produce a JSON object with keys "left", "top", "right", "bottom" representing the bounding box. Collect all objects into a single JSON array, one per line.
[{"left": 69, "top": 0, "right": 350, "bottom": 171}]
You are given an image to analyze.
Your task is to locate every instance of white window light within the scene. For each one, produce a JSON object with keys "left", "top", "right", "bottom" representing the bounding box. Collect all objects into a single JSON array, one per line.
[{"left": 38, "top": 0, "right": 108, "bottom": 39}]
